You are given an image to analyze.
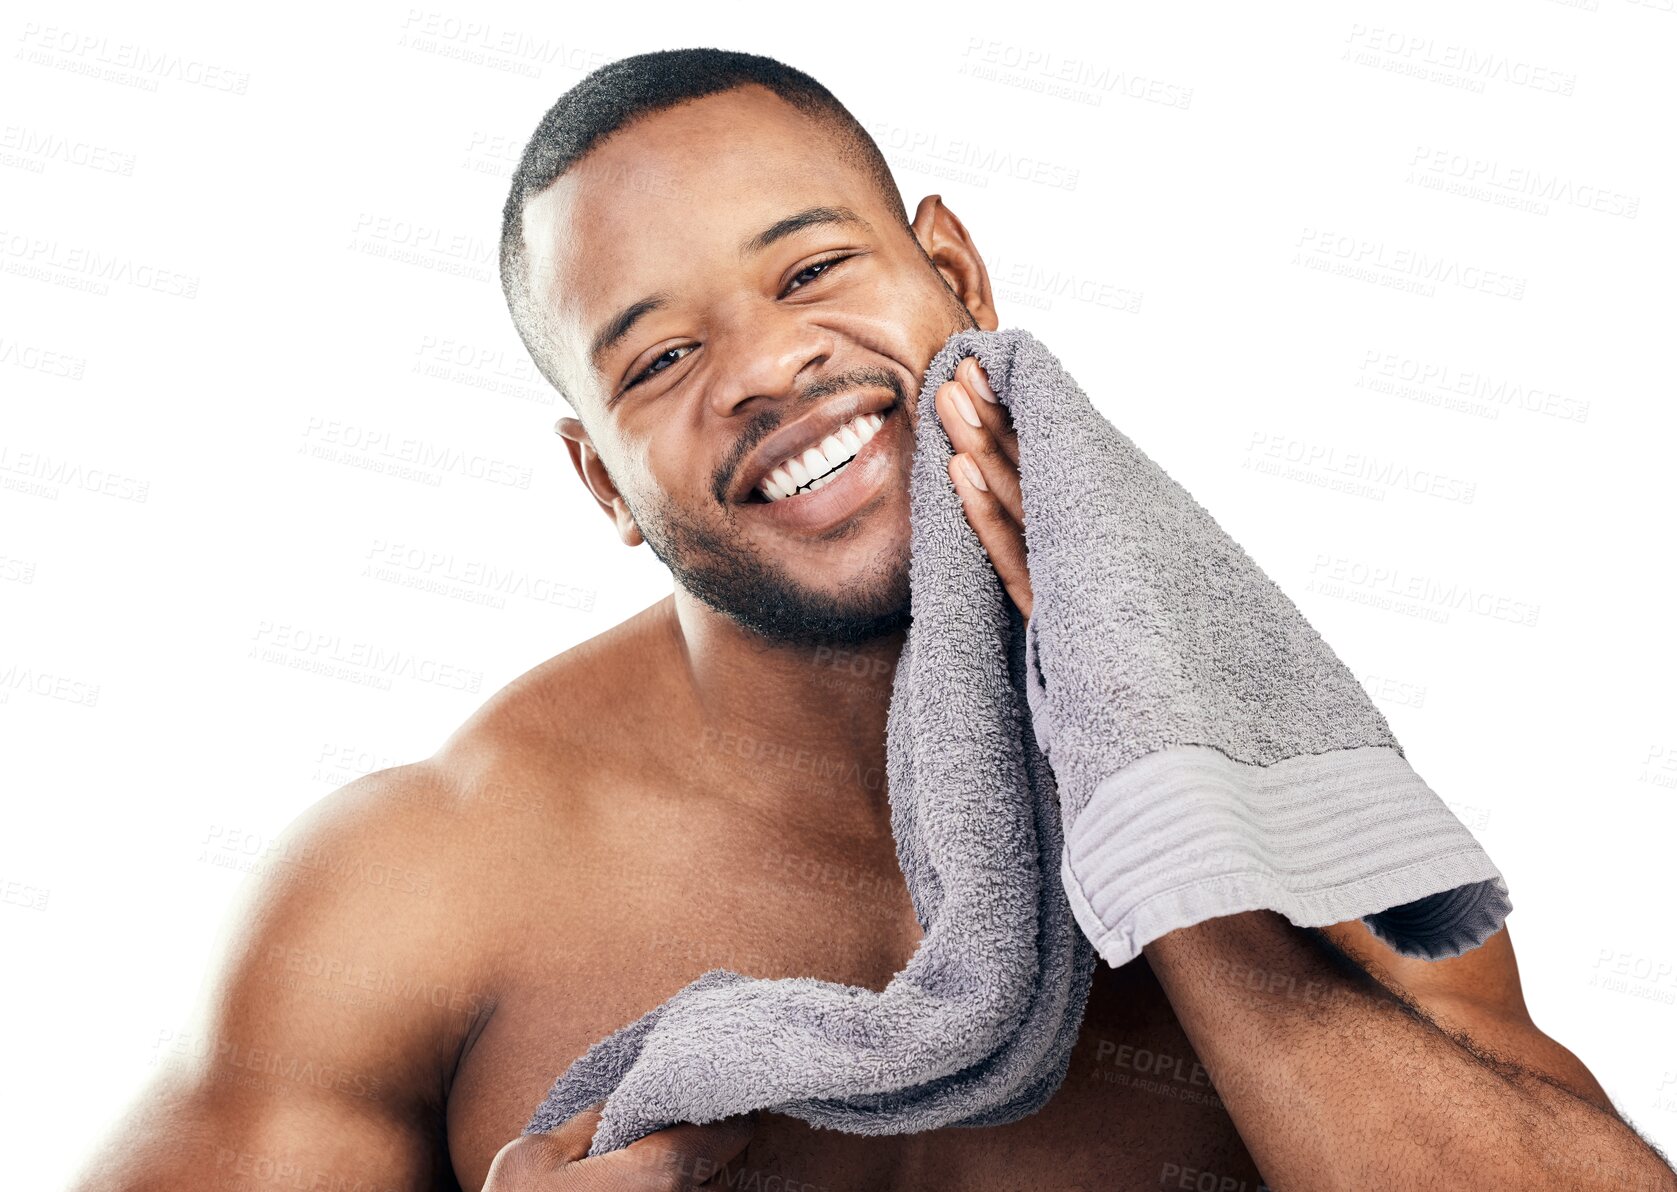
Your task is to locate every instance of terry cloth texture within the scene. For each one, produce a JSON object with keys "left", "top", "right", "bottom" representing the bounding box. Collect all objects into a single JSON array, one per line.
[
  {"left": 524, "top": 325, "right": 1511, "bottom": 1156},
  {"left": 976, "top": 327, "right": 1512, "bottom": 969}
]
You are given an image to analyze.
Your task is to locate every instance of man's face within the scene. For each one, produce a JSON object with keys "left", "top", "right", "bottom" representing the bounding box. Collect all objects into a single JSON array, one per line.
[{"left": 521, "top": 84, "right": 988, "bottom": 647}]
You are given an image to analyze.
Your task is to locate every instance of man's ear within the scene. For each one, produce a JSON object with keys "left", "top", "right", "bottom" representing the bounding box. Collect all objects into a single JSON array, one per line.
[
  {"left": 554, "top": 416, "right": 644, "bottom": 547},
  {"left": 910, "top": 195, "right": 999, "bottom": 332}
]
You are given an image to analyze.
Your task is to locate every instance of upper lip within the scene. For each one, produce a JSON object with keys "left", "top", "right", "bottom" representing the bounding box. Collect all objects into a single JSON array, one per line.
[{"left": 733, "top": 390, "right": 896, "bottom": 502}]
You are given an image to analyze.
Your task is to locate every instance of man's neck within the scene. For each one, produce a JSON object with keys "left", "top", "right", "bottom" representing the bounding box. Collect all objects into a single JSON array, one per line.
[{"left": 659, "top": 589, "right": 905, "bottom": 817}]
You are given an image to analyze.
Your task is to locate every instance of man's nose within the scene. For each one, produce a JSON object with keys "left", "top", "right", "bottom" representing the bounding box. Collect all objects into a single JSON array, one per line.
[{"left": 706, "top": 305, "right": 833, "bottom": 417}]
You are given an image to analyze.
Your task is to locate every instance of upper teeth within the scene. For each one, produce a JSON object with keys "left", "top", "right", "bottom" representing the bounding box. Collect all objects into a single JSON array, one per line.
[{"left": 757, "top": 412, "right": 884, "bottom": 502}]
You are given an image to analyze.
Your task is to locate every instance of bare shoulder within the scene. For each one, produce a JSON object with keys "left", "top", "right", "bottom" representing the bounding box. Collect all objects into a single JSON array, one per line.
[
  {"left": 301, "top": 599, "right": 682, "bottom": 903},
  {"left": 68, "top": 607, "right": 681, "bottom": 1191},
  {"left": 445, "top": 597, "right": 672, "bottom": 745},
  {"left": 430, "top": 595, "right": 685, "bottom": 810},
  {"left": 266, "top": 597, "right": 679, "bottom": 942},
  {"left": 66, "top": 762, "right": 503, "bottom": 1190}
]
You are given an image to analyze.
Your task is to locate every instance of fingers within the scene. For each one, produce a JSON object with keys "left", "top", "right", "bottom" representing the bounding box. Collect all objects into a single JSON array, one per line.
[
  {"left": 955, "top": 357, "right": 1017, "bottom": 465},
  {"left": 949, "top": 454, "right": 1034, "bottom": 621},
  {"left": 485, "top": 1103, "right": 756, "bottom": 1190},
  {"left": 482, "top": 1103, "right": 606, "bottom": 1187},
  {"left": 936, "top": 360, "right": 1033, "bottom": 621},
  {"left": 582, "top": 1111, "right": 757, "bottom": 1189},
  {"left": 935, "top": 368, "right": 1023, "bottom": 529},
  {"left": 548, "top": 1102, "right": 607, "bottom": 1161}
]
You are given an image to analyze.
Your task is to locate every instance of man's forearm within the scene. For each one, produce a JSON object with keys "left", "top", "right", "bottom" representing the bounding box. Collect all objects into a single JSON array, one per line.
[{"left": 1143, "top": 911, "right": 1674, "bottom": 1191}]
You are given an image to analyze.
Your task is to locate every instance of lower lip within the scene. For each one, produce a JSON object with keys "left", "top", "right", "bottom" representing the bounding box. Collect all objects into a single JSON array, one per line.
[{"left": 743, "top": 409, "right": 899, "bottom": 533}]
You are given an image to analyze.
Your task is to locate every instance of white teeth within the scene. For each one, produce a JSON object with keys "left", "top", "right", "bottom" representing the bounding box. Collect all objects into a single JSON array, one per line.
[{"left": 756, "top": 410, "right": 889, "bottom": 503}]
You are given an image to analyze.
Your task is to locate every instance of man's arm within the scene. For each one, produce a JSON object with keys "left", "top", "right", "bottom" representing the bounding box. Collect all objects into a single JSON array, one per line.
[
  {"left": 937, "top": 357, "right": 1676, "bottom": 1190},
  {"left": 1144, "top": 912, "right": 1677, "bottom": 1191},
  {"left": 66, "top": 764, "right": 482, "bottom": 1192}
]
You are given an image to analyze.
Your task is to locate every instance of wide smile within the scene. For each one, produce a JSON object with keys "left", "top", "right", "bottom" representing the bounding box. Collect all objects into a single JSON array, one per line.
[
  {"left": 740, "top": 403, "right": 901, "bottom": 534},
  {"left": 749, "top": 408, "right": 884, "bottom": 503}
]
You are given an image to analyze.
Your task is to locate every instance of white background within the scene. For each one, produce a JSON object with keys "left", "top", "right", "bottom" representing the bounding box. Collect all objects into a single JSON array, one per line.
[{"left": 4, "top": 1, "right": 1674, "bottom": 1186}]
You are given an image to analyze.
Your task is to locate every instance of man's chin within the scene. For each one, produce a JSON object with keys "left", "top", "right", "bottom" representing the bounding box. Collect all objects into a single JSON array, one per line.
[
  {"left": 634, "top": 482, "right": 912, "bottom": 648},
  {"left": 686, "top": 568, "right": 911, "bottom": 649}
]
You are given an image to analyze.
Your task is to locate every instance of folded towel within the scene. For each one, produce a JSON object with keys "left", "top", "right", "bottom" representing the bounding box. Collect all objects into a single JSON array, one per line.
[
  {"left": 524, "top": 325, "right": 1512, "bottom": 1155},
  {"left": 987, "top": 327, "right": 1511, "bottom": 966}
]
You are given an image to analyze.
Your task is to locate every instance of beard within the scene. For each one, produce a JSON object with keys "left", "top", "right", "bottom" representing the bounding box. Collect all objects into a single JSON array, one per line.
[
  {"left": 629, "top": 483, "right": 913, "bottom": 648},
  {"left": 616, "top": 361, "right": 915, "bottom": 648}
]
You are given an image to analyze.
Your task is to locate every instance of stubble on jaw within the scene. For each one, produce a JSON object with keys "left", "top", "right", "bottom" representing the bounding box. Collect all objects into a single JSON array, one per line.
[
  {"left": 594, "top": 289, "right": 978, "bottom": 650},
  {"left": 628, "top": 477, "right": 913, "bottom": 649}
]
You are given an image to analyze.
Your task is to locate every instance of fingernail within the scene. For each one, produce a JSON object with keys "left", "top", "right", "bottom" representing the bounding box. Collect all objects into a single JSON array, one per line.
[
  {"left": 957, "top": 454, "right": 988, "bottom": 491},
  {"left": 951, "top": 386, "right": 983, "bottom": 428},
  {"left": 967, "top": 362, "right": 998, "bottom": 404}
]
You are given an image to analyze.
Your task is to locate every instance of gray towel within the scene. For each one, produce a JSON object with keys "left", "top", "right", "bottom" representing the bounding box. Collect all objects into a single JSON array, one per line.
[{"left": 525, "top": 326, "right": 1511, "bottom": 1155}]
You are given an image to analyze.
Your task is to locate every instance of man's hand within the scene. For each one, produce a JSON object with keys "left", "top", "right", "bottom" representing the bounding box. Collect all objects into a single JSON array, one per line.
[
  {"left": 935, "top": 357, "right": 1034, "bottom": 620},
  {"left": 482, "top": 1104, "right": 757, "bottom": 1190}
]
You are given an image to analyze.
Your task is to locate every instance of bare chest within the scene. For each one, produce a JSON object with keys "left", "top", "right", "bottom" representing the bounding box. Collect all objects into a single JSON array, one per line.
[{"left": 441, "top": 830, "right": 1263, "bottom": 1191}]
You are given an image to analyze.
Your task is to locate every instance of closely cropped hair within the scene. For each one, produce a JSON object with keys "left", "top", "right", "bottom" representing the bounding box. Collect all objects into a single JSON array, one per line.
[{"left": 499, "top": 47, "right": 907, "bottom": 411}]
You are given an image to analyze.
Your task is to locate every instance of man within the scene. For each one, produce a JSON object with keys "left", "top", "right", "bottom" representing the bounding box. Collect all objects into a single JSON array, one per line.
[{"left": 72, "top": 48, "right": 1674, "bottom": 1192}]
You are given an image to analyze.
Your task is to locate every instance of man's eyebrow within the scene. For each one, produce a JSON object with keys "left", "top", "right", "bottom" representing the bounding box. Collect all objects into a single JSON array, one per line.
[
  {"left": 739, "top": 204, "right": 873, "bottom": 258},
  {"left": 588, "top": 206, "right": 872, "bottom": 376},
  {"left": 589, "top": 293, "right": 670, "bottom": 373}
]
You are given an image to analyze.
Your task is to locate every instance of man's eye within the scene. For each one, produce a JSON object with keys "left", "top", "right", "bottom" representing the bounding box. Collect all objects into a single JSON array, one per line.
[
  {"left": 619, "top": 256, "right": 854, "bottom": 394},
  {"left": 626, "top": 344, "right": 695, "bottom": 390},
  {"left": 784, "top": 253, "right": 854, "bottom": 295}
]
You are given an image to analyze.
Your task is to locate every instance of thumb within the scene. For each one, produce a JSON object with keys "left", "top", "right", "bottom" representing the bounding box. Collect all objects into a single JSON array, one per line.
[
  {"left": 544, "top": 1101, "right": 609, "bottom": 1161},
  {"left": 481, "top": 1101, "right": 607, "bottom": 1186},
  {"left": 584, "top": 1110, "right": 758, "bottom": 1186}
]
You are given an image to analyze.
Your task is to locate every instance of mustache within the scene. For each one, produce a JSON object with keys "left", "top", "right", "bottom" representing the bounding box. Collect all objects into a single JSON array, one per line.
[{"left": 711, "top": 366, "right": 906, "bottom": 504}]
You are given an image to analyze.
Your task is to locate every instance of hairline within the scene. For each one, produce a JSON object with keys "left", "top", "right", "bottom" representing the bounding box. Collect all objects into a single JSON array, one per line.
[{"left": 500, "top": 79, "right": 911, "bottom": 421}]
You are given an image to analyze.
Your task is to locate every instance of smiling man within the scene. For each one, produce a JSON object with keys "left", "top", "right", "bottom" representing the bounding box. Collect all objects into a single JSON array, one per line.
[
  {"left": 502, "top": 65, "right": 969, "bottom": 651},
  {"left": 71, "top": 48, "right": 1675, "bottom": 1192}
]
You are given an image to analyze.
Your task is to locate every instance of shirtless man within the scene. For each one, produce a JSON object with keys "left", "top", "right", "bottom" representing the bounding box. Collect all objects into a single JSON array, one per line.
[{"left": 71, "top": 48, "right": 1675, "bottom": 1192}]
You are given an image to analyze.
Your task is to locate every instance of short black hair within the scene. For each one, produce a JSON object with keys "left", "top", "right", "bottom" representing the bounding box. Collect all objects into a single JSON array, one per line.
[{"left": 499, "top": 47, "right": 908, "bottom": 411}]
